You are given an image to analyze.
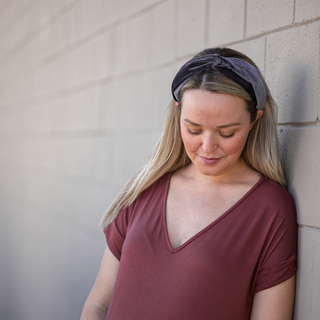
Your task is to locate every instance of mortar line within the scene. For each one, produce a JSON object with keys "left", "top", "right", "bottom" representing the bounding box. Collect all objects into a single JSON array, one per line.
[
  {"left": 38, "top": 14, "right": 320, "bottom": 64},
  {"left": 122, "top": 0, "right": 169, "bottom": 22},
  {"left": 204, "top": 0, "right": 210, "bottom": 46},
  {"left": 245, "top": 17, "right": 320, "bottom": 41},
  {"left": 1, "top": 3, "right": 319, "bottom": 71},
  {"left": 0, "top": 0, "right": 167, "bottom": 64},
  {"left": 0, "top": 54, "right": 179, "bottom": 112},
  {"left": 277, "top": 121, "right": 319, "bottom": 127},
  {"left": 209, "top": 17, "right": 320, "bottom": 50},
  {"left": 0, "top": 158, "right": 121, "bottom": 190},
  {"left": 244, "top": 0, "right": 247, "bottom": 39},
  {"left": 173, "top": 0, "right": 179, "bottom": 60},
  {"left": 0, "top": 155, "right": 147, "bottom": 194},
  {"left": 1, "top": 4, "right": 319, "bottom": 95},
  {"left": 0, "top": 0, "right": 81, "bottom": 64},
  {"left": 264, "top": 37, "right": 267, "bottom": 75},
  {"left": 0, "top": 67, "right": 168, "bottom": 113},
  {"left": 0, "top": 128, "right": 160, "bottom": 141},
  {"left": 0, "top": 0, "right": 169, "bottom": 93},
  {"left": 318, "top": 27, "right": 320, "bottom": 120},
  {"left": 293, "top": 0, "right": 296, "bottom": 24},
  {"left": 2, "top": 47, "right": 319, "bottom": 119},
  {"left": 176, "top": 14, "right": 320, "bottom": 53},
  {"left": 0, "top": 0, "right": 40, "bottom": 42},
  {"left": 2, "top": 3, "right": 318, "bottom": 80},
  {"left": 299, "top": 224, "right": 320, "bottom": 231},
  {"left": 311, "top": 233, "right": 315, "bottom": 316}
]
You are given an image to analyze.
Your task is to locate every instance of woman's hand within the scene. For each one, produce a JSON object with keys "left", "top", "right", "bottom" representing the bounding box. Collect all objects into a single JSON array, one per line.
[
  {"left": 250, "top": 275, "right": 296, "bottom": 320},
  {"left": 80, "top": 245, "right": 120, "bottom": 320}
]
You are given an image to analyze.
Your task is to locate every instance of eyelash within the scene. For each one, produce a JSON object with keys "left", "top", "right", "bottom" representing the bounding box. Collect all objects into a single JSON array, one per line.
[
  {"left": 187, "top": 128, "right": 200, "bottom": 135},
  {"left": 187, "top": 128, "right": 234, "bottom": 138},
  {"left": 220, "top": 133, "right": 235, "bottom": 138}
]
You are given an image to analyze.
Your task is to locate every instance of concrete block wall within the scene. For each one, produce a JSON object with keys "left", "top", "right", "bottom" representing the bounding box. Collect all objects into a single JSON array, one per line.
[{"left": 0, "top": 1, "right": 319, "bottom": 319}]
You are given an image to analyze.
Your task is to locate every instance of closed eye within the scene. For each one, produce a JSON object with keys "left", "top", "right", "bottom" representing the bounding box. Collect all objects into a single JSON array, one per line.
[
  {"left": 220, "top": 133, "right": 234, "bottom": 138},
  {"left": 187, "top": 128, "right": 201, "bottom": 135}
]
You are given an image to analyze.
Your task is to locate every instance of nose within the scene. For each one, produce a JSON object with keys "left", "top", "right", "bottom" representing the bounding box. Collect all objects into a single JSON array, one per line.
[{"left": 202, "top": 134, "right": 218, "bottom": 153}]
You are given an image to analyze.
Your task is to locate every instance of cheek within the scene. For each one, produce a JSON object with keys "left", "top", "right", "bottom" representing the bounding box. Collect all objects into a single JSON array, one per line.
[
  {"left": 181, "top": 131, "right": 199, "bottom": 152},
  {"left": 225, "top": 133, "right": 249, "bottom": 155}
]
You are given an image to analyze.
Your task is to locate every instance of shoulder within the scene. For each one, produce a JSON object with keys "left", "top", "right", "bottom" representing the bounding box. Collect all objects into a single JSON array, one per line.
[
  {"left": 138, "top": 172, "right": 173, "bottom": 202},
  {"left": 249, "top": 177, "right": 297, "bottom": 226},
  {"left": 104, "top": 172, "right": 172, "bottom": 238},
  {"left": 256, "top": 178, "right": 295, "bottom": 209},
  {"left": 119, "top": 172, "right": 172, "bottom": 221}
]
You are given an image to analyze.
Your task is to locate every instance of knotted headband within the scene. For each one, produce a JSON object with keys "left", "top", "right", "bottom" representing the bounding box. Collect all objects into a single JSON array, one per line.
[{"left": 171, "top": 54, "right": 267, "bottom": 110}]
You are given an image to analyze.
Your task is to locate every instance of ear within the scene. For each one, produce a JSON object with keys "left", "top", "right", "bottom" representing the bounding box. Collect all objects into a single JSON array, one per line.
[
  {"left": 175, "top": 102, "right": 179, "bottom": 108},
  {"left": 250, "top": 110, "right": 264, "bottom": 130}
]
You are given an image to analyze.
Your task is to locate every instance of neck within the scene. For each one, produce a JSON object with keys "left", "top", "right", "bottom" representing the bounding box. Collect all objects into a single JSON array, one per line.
[{"left": 183, "top": 159, "right": 253, "bottom": 186}]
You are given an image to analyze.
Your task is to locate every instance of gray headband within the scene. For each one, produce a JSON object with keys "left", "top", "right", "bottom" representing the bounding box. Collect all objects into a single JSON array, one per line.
[{"left": 171, "top": 54, "right": 267, "bottom": 110}]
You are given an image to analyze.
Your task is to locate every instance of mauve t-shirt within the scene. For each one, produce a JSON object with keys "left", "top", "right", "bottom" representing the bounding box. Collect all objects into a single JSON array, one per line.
[{"left": 104, "top": 172, "right": 297, "bottom": 320}]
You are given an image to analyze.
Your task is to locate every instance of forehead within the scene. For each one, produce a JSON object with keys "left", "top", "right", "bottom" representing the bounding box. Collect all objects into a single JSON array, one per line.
[{"left": 181, "top": 90, "right": 250, "bottom": 124}]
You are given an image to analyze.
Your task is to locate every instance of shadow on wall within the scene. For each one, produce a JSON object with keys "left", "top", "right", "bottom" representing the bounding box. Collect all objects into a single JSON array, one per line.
[
  {"left": 279, "top": 61, "right": 308, "bottom": 206},
  {"left": 279, "top": 61, "right": 310, "bottom": 320}
]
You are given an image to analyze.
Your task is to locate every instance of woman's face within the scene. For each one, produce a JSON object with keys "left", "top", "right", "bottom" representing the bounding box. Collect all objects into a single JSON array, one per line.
[{"left": 179, "top": 90, "right": 261, "bottom": 180}]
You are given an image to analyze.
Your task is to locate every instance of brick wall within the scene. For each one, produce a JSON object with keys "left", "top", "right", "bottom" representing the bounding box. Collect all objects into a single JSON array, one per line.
[{"left": 0, "top": 1, "right": 319, "bottom": 319}]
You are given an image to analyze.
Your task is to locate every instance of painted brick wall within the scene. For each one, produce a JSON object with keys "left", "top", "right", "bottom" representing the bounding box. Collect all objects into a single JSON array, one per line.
[{"left": 0, "top": 1, "right": 319, "bottom": 319}]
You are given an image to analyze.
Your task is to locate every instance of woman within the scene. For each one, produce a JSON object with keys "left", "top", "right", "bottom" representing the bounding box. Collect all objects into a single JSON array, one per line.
[{"left": 80, "top": 48, "right": 297, "bottom": 320}]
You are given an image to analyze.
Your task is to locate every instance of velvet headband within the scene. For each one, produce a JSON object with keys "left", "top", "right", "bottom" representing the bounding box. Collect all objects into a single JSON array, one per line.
[{"left": 171, "top": 54, "right": 267, "bottom": 110}]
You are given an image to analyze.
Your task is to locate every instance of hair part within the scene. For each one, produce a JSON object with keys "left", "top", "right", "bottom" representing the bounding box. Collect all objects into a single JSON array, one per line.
[{"left": 101, "top": 47, "right": 286, "bottom": 228}]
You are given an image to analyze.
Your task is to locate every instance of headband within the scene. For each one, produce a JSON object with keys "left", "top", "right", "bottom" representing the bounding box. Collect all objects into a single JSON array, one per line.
[{"left": 171, "top": 54, "right": 267, "bottom": 110}]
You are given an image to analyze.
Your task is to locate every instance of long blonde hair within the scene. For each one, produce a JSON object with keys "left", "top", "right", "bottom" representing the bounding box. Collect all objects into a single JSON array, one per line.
[{"left": 101, "top": 47, "right": 285, "bottom": 227}]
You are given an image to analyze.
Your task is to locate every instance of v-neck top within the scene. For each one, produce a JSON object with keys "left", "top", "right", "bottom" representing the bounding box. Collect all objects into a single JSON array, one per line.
[{"left": 104, "top": 172, "right": 297, "bottom": 320}]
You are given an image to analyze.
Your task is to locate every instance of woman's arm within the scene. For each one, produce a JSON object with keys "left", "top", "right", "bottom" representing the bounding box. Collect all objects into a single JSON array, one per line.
[
  {"left": 250, "top": 275, "right": 296, "bottom": 320},
  {"left": 80, "top": 245, "right": 120, "bottom": 320}
]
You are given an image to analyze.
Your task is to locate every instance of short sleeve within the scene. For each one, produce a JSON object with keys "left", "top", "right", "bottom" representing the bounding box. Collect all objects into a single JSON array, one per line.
[
  {"left": 103, "top": 204, "right": 133, "bottom": 261},
  {"left": 253, "top": 192, "right": 298, "bottom": 295}
]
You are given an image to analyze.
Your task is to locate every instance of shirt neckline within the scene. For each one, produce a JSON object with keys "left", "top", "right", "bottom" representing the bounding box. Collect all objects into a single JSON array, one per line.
[{"left": 162, "top": 172, "right": 267, "bottom": 254}]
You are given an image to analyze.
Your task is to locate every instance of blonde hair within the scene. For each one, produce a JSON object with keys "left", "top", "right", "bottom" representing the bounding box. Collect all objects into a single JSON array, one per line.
[{"left": 101, "top": 47, "right": 285, "bottom": 227}]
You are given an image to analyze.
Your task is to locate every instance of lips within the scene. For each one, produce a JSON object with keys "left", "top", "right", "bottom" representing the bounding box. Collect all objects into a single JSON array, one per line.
[{"left": 199, "top": 156, "right": 221, "bottom": 165}]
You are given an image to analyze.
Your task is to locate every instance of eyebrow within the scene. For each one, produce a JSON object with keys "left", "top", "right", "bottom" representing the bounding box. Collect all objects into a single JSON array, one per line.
[
  {"left": 183, "top": 118, "right": 241, "bottom": 128},
  {"left": 183, "top": 119, "right": 201, "bottom": 126},
  {"left": 216, "top": 123, "right": 241, "bottom": 128}
]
